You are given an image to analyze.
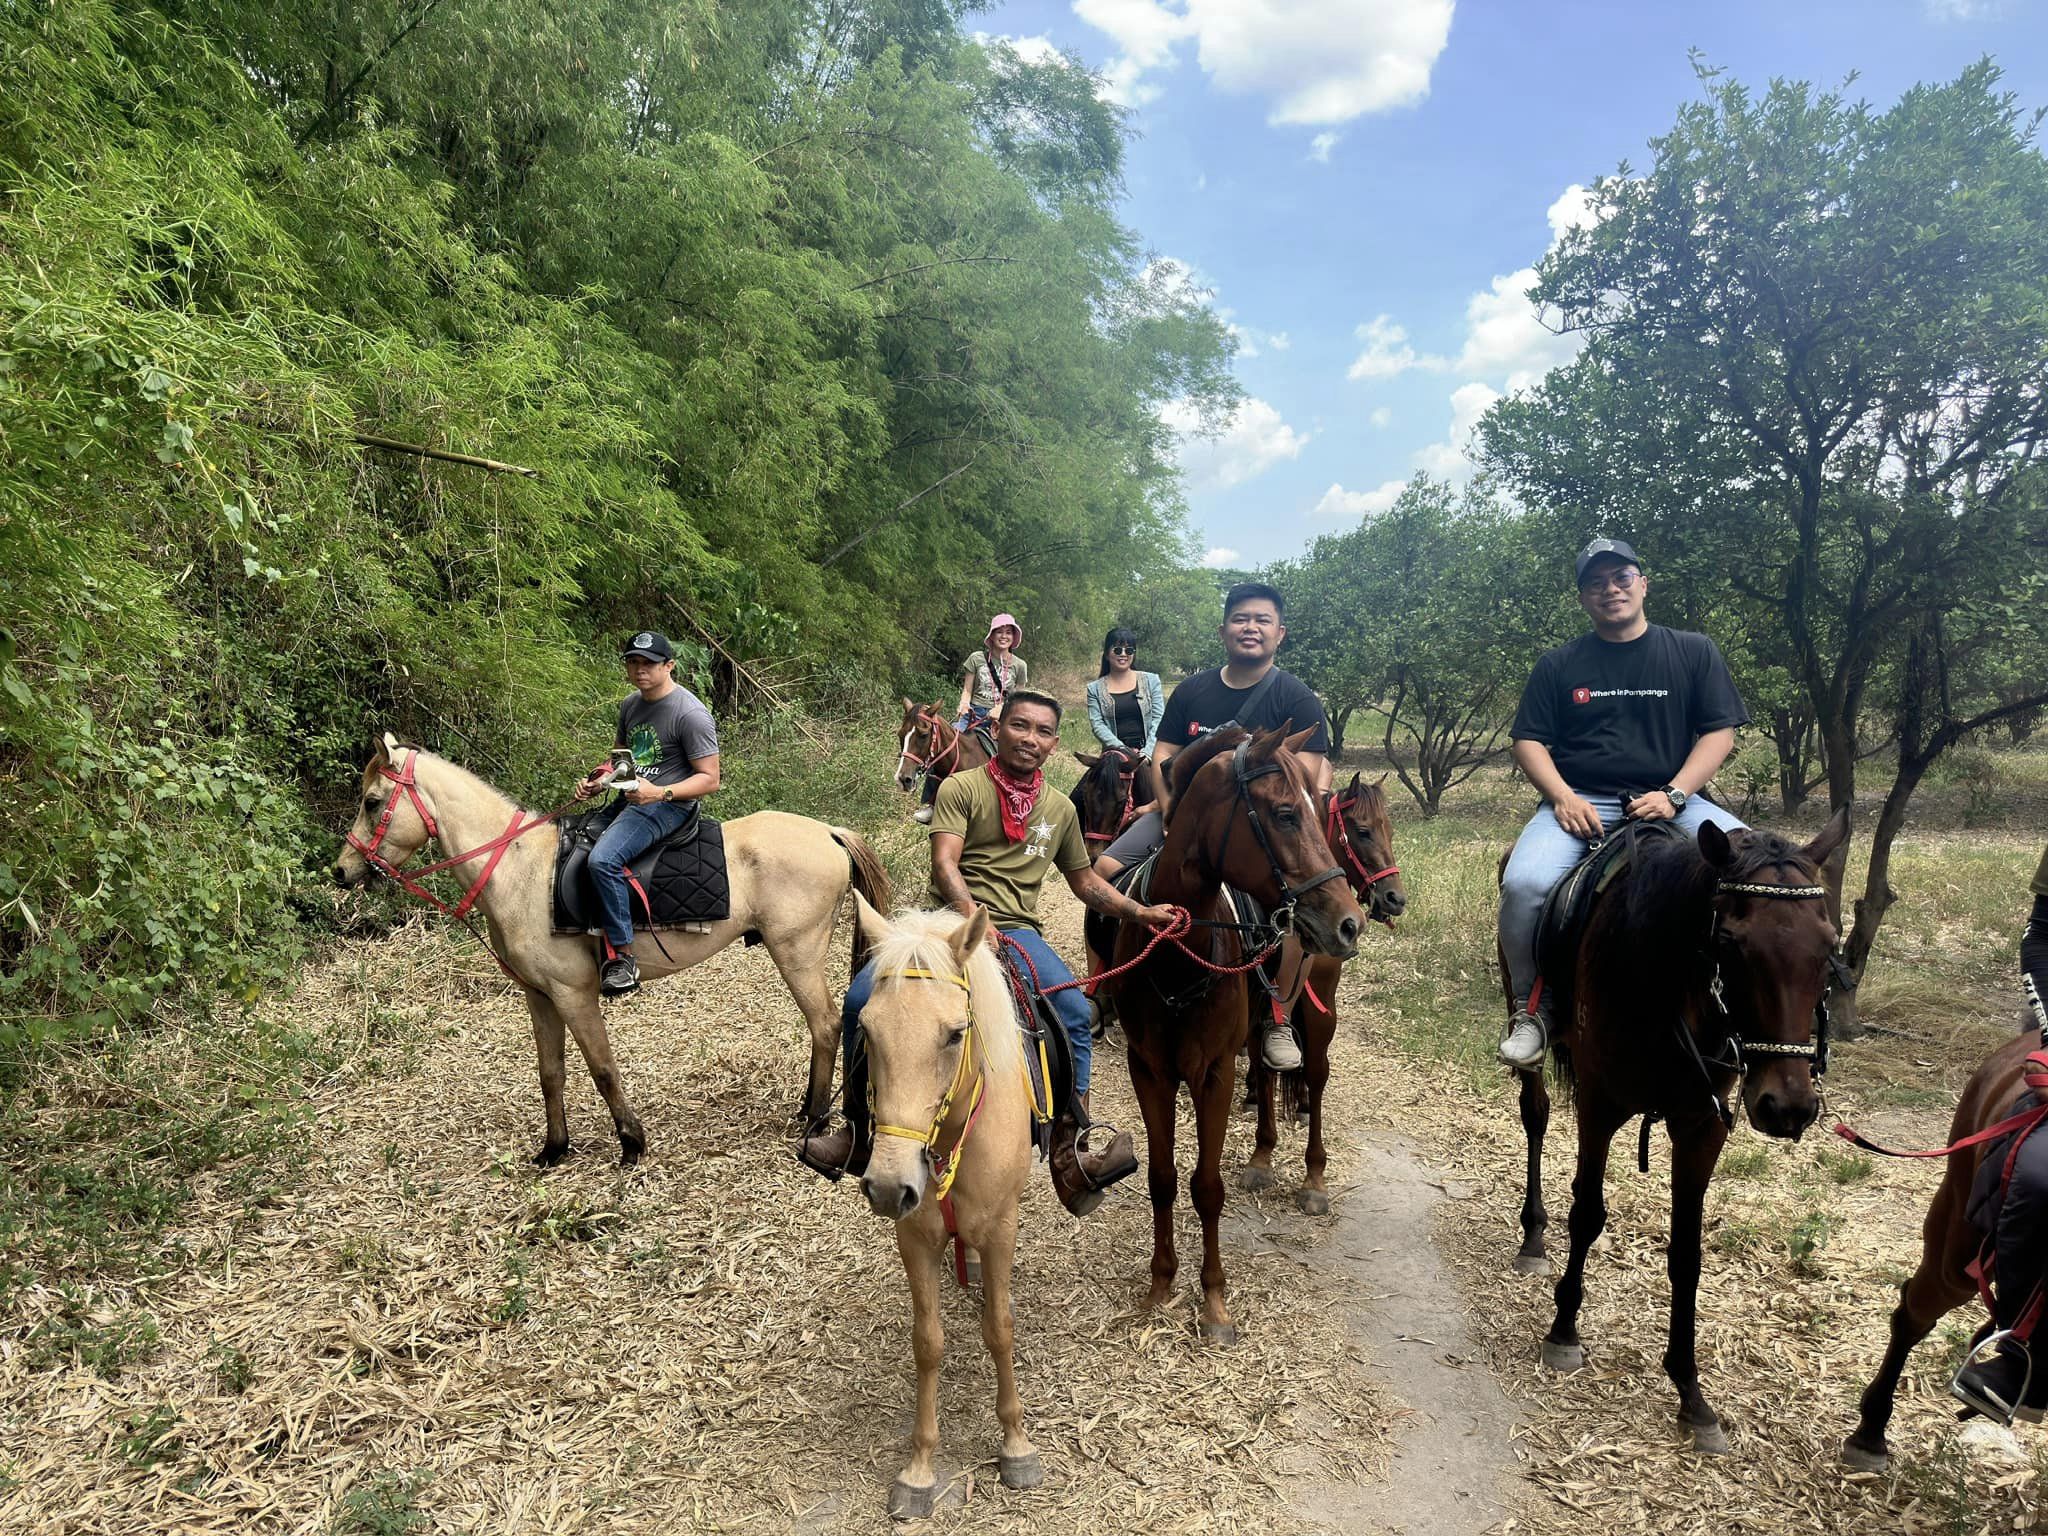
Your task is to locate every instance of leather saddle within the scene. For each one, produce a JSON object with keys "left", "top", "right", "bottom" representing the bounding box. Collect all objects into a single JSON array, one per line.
[
  {"left": 1000, "top": 950, "right": 1078, "bottom": 1160},
  {"left": 551, "top": 807, "right": 732, "bottom": 935},
  {"left": 1534, "top": 819, "right": 1683, "bottom": 1030}
]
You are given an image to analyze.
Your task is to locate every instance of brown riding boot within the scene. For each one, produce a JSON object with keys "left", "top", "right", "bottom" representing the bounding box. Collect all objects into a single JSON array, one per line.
[
  {"left": 791, "top": 1118, "right": 871, "bottom": 1182},
  {"left": 1050, "top": 1090, "right": 1138, "bottom": 1217}
]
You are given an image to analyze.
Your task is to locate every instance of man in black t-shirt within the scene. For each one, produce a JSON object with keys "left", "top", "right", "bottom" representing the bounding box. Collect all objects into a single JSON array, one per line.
[
  {"left": 1093, "top": 580, "right": 1331, "bottom": 1071},
  {"left": 1496, "top": 538, "right": 1750, "bottom": 1068}
]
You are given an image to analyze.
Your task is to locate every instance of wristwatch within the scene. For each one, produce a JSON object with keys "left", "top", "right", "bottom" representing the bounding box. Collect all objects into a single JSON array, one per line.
[
  {"left": 1660, "top": 784, "right": 1688, "bottom": 811},
  {"left": 662, "top": 787, "right": 675, "bottom": 803}
]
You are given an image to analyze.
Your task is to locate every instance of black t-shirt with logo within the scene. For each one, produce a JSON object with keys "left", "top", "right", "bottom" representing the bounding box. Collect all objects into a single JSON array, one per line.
[
  {"left": 1159, "top": 666, "right": 1330, "bottom": 754},
  {"left": 1510, "top": 625, "right": 1748, "bottom": 796}
]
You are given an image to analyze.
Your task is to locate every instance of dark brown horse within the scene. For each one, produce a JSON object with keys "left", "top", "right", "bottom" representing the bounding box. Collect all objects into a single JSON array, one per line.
[
  {"left": 1242, "top": 774, "right": 1407, "bottom": 1215},
  {"left": 1071, "top": 745, "right": 1149, "bottom": 853},
  {"left": 890, "top": 698, "right": 992, "bottom": 797},
  {"left": 1843, "top": 1029, "right": 2043, "bottom": 1471},
  {"left": 1531, "top": 811, "right": 1849, "bottom": 1453},
  {"left": 1103, "top": 725, "right": 1365, "bottom": 1342}
]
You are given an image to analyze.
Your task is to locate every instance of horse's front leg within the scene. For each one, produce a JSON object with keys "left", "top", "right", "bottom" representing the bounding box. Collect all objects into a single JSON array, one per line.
[
  {"left": 1544, "top": 1099, "right": 1625, "bottom": 1372},
  {"left": 557, "top": 989, "right": 647, "bottom": 1165},
  {"left": 1131, "top": 1052, "right": 1179, "bottom": 1310},
  {"left": 1515, "top": 1066, "right": 1551, "bottom": 1273},
  {"left": 1844, "top": 1251, "right": 1974, "bottom": 1471},
  {"left": 889, "top": 1219, "right": 948, "bottom": 1520},
  {"left": 976, "top": 1202, "right": 1041, "bottom": 1490},
  {"left": 761, "top": 933, "right": 840, "bottom": 1126},
  {"left": 1664, "top": 1115, "right": 1730, "bottom": 1453},
  {"left": 1299, "top": 987, "right": 1336, "bottom": 1216},
  {"left": 523, "top": 988, "right": 572, "bottom": 1166},
  {"left": 1241, "top": 1012, "right": 1279, "bottom": 1193},
  {"left": 1192, "top": 1054, "right": 1239, "bottom": 1344}
]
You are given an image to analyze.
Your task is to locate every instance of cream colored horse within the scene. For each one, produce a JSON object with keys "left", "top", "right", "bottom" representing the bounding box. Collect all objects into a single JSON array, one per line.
[
  {"left": 333, "top": 733, "right": 890, "bottom": 1165},
  {"left": 851, "top": 898, "right": 1043, "bottom": 1520}
]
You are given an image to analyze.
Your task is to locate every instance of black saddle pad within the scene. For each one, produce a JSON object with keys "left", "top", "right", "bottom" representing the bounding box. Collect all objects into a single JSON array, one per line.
[
  {"left": 1534, "top": 820, "right": 1681, "bottom": 1026},
  {"left": 551, "top": 808, "right": 731, "bottom": 934}
]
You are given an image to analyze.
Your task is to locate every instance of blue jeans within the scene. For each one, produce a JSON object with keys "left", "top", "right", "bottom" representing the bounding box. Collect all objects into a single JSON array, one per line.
[
  {"left": 589, "top": 799, "right": 695, "bottom": 949},
  {"left": 1498, "top": 793, "right": 1747, "bottom": 1010},
  {"left": 842, "top": 924, "right": 1094, "bottom": 1096}
]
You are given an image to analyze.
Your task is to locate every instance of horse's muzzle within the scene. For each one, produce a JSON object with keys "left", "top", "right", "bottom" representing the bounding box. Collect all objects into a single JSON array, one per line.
[
  {"left": 861, "top": 1173, "right": 922, "bottom": 1220},
  {"left": 1295, "top": 904, "right": 1361, "bottom": 961},
  {"left": 1749, "top": 1088, "right": 1821, "bottom": 1141}
]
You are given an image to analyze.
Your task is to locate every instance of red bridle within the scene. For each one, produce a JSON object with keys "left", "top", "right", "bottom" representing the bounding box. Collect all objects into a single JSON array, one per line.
[
  {"left": 1327, "top": 792, "right": 1400, "bottom": 898},
  {"left": 895, "top": 709, "right": 963, "bottom": 785}
]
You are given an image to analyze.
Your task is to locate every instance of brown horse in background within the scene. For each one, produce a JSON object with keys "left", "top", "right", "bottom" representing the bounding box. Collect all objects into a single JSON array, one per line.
[
  {"left": 1843, "top": 1029, "right": 2042, "bottom": 1471},
  {"left": 1104, "top": 725, "right": 1365, "bottom": 1342},
  {"left": 891, "top": 699, "right": 992, "bottom": 798},
  {"left": 1533, "top": 811, "right": 1849, "bottom": 1453},
  {"left": 1242, "top": 774, "right": 1407, "bottom": 1215}
]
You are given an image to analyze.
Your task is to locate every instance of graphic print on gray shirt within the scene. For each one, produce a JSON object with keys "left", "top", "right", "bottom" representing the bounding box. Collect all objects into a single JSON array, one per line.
[{"left": 615, "top": 688, "right": 720, "bottom": 785}]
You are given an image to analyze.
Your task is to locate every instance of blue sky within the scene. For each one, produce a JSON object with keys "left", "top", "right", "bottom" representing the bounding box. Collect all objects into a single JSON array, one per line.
[{"left": 975, "top": 0, "right": 2048, "bottom": 569}]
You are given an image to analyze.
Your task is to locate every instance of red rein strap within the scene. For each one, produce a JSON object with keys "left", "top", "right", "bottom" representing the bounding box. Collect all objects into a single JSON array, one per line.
[{"left": 1833, "top": 1053, "right": 2048, "bottom": 1159}]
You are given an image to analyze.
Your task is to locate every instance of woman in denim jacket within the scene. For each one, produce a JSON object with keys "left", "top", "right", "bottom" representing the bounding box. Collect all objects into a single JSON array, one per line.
[{"left": 1084, "top": 627, "right": 1164, "bottom": 812}]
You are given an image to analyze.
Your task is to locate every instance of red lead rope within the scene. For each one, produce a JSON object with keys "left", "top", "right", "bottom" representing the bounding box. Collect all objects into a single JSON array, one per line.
[{"left": 1833, "top": 1052, "right": 2048, "bottom": 1160}]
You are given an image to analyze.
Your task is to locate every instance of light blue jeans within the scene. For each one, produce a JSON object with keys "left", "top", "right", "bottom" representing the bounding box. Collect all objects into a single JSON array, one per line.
[
  {"left": 1498, "top": 793, "right": 1747, "bottom": 1010},
  {"left": 589, "top": 798, "right": 695, "bottom": 949}
]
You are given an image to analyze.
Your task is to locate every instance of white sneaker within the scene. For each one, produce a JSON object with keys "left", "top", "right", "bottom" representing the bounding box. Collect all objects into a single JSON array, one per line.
[
  {"left": 1263, "top": 1024, "right": 1303, "bottom": 1072},
  {"left": 911, "top": 805, "right": 934, "bottom": 824},
  {"left": 1498, "top": 1008, "right": 1546, "bottom": 1069}
]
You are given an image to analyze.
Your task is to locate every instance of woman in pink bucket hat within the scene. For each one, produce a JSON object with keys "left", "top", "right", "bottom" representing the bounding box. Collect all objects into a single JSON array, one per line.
[{"left": 911, "top": 613, "right": 1030, "bottom": 822}]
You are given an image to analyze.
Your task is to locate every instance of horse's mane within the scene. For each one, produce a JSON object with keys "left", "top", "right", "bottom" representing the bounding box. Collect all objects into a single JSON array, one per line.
[
  {"left": 865, "top": 909, "right": 1024, "bottom": 1083},
  {"left": 378, "top": 744, "right": 525, "bottom": 815},
  {"left": 1618, "top": 823, "right": 1821, "bottom": 971},
  {"left": 1169, "top": 726, "right": 1250, "bottom": 799}
]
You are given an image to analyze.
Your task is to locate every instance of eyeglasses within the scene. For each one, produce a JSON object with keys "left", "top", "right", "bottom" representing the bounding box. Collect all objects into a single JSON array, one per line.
[
  {"left": 1579, "top": 568, "right": 1641, "bottom": 594},
  {"left": 1109, "top": 645, "right": 1135, "bottom": 655}
]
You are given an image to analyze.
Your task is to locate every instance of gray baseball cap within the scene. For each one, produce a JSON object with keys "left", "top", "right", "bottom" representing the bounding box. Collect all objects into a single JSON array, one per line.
[{"left": 1575, "top": 537, "right": 1642, "bottom": 586}]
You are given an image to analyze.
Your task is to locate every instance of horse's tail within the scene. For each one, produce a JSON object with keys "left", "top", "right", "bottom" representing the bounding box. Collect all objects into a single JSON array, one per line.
[
  {"left": 831, "top": 827, "right": 893, "bottom": 984},
  {"left": 1282, "top": 1065, "right": 1311, "bottom": 1120}
]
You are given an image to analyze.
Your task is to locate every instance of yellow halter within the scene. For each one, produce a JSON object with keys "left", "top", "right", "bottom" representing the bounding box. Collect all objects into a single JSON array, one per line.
[{"left": 867, "top": 967, "right": 987, "bottom": 1200}]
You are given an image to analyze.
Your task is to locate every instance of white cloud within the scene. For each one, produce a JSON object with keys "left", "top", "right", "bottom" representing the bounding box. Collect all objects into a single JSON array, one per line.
[
  {"left": 1162, "top": 396, "right": 1311, "bottom": 489},
  {"left": 1313, "top": 479, "right": 1406, "bottom": 518},
  {"left": 1194, "top": 171, "right": 1208, "bottom": 192},
  {"left": 1074, "top": 0, "right": 1453, "bottom": 125},
  {"left": 1369, "top": 406, "right": 1392, "bottom": 429},
  {"left": 1346, "top": 314, "right": 1444, "bottom": 381},
  {"left": 1308, "top": 131, "right": 1342, "bottom": 164},
  {"left": 1924, "top": 0, "right": 1993, "bottom": 17},
  {"left": 1413, "top": 381, "right": 1501, "bottom": 479},
  {"left": 978, "top": 31, "right": 1066, "bottom": 67},
  {"left": 1546, "top": 183, "right": 1598, "bottom": 244},
  {"left": 1451, "top": 268, "right": 1580, "bottom": 392},
  {"left": 1267, "top": 332, "right": 1291, "bottom": 351},
  {"left": 1199, "top": 546, "right": 1242, "bottom": 568}
]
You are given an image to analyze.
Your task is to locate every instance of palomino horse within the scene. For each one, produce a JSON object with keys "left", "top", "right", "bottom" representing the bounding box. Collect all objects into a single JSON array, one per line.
[
  {"left": 891, "top": 699, "right": 992, "bottom": 797},
  {"left": 1533, "top": 811, "right": 1849, "bottom": 1453},
  {"left": 1105, "top": 724, "right": 1365, "bottom": 1342},
  {"left": 850, "top": 899, "right": 1043, "bottom": 1520},
  {"left": 333, "top": 734, "right": 890, "bottom": 1165},
  {"left": 1843, "top": 1029, "right": 2044, "bottom": 1471},
  {"left": 1242, "top": 774, "right": 1407, "bottom": 1214}
]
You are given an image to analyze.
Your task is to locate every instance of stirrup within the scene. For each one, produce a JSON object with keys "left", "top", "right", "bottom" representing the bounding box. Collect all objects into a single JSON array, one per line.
[
  {"left": 1074, "top": 1120, "right": 1137, "bottom": 1192},
  {"left": 1952, "top": 1329, "right": 2040, "bottom": 1424}
]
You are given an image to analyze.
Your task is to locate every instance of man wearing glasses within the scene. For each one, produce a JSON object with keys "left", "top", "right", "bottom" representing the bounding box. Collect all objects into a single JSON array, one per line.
[{"left": 1496, "top": 538, "right": 1750, "bottom": 1068}]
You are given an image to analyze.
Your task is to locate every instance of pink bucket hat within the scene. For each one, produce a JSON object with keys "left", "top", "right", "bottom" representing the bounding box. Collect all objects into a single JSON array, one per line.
[{"left": 985, "top": 612, "right": 1022, "bottom": 646}]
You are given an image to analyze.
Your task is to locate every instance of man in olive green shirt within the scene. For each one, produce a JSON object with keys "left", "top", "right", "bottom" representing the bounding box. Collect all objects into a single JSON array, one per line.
[{"left": 798, "top": 690, "right": 1175, "bottom": 1214}]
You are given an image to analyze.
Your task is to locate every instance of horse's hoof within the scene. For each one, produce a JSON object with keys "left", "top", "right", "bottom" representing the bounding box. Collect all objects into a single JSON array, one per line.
[
  {"left": 998, "top": 1451, "right": 1043, "bottom": 1490},
  {"left": 1296, "top": 1188, "right": 1330, "bottom": 1216},
  {"left": 1541, "top": 1340, "right": 1584, "bottom": 1373},
  {"left": 1840, "top": 1438, "right": 1888, "bottom": 1473},
  {"left": 533, "top": 1142, "right": 570, "bottom": 1169},
  {"left": 1686, "top": 1419, "right": 1729, "bottom": 1456},
  {"left": 1198, "top": 1320, "right": 1240, "bottom": 1345},
  {"left": 618, "top": 1143, "right": 644, "bottom": 1169},
  {"left": 888, "top": 1480, "right": 937, "bottom": 1521},
  {"left": 1512, "top": 1252, "right": 1551, "bottom": 1276},
  {"left": 1237, "top": 1165, "right": 1276, "bottom": 1192}
]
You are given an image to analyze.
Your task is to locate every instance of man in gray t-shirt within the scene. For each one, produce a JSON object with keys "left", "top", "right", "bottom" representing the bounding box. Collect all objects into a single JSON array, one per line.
[{"left": 572, "top": 631, "right": 722, "bottom": 995}]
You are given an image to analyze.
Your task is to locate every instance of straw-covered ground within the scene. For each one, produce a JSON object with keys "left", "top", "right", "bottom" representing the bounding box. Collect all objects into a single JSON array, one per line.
[{"left": 3, "top": 733, "right": 2045, "bottom": 1534}]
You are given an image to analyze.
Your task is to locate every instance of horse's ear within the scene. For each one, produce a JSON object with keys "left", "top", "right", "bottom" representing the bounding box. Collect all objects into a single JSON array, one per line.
[
  {"left": 1281, "top": 725, "right": 1317, "bottom": 756},
  {"left": 1076, "top": 751, "right": 1100, "bottom": 769},
  {"left": 1374, "top": 772, "right": 1389, "bottom": 789},
  {"left": 1805, "top": 807, "right": 1853, "bottom": 907},
  {"left": 853, "top": 891, "right": 891, "bottom": 950},
  {"left": 1247, "top": 719, "right": 1293, "bottom": 759},
  {"left": 951, "top": 904, "right": 990, "bottom": 964},
  {"left": 901, "top": 696, "right": 914, "bottom": 715},
  {"left": 380, "top": 730, "right": 402, "bottom": 761},
  {"left": 1698, "top": 821, "right": 1735, "bottom": 869},
  {"left": 1347, "top": 770, "right": 1363, "bottom": 794}
]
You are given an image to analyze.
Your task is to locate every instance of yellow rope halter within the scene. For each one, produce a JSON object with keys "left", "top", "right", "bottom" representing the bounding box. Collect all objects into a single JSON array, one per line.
[{"left": 867, "top": 967, "right": 986, "bottom": 1199}]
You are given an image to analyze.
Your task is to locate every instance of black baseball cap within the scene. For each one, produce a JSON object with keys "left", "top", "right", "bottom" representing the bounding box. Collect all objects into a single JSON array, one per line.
[
  {"left": 1575, "top": 538, "right": 1642, "bottom": 586},
  {"left": 620, "top": 630, "right": 675, "bottom": 662}
]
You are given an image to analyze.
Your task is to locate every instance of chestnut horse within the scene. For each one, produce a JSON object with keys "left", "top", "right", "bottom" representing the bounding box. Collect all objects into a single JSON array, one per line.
[
  {"left": 891, "top": 699, "right": 993, "bottom": 797},
  {"left": 1531, "top": 811, "right": 1850, "bottom": 1453},
  {"left": 848, "top": 900, "right": 1045, "bottom": 1519},
  {"left": 333, "top": 734, "right": 890, "bottom": 1166},
  {"left": 1241, "top": 774, "right": 1407, "bottom": 1215},
  {"left": 1102, "top": 725, "right": 1365, "bottom": 1342},
  {"left": 1843, "top": 1028, "right": 2044, "bottom": 1471}
]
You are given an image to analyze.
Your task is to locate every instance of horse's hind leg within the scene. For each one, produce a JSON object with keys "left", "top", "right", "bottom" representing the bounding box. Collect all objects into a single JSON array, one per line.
[
  {"left": 1192, "top": 1056, "right": 1239, "bottom": 1344},
  {"left": 1241, "top": 1039, "right": 1279, "bottom": 1193},
  {"left": 1545, "top": 1100, "right": 1624, "bottom": 1372},
  {"left": 1664, "top": 1117, "right": 1731, "bottom": 1453},
  {"left": 556, "top": 990, "right": 647, "bottom": 1166},
  {"left": 890, "top": 1222, "right": 948, "bottom": 1520},
  {"left": 1844, "top": 1218, "right": 1976, "bottom": 1470},
  {"left": 1515, "top": 1067, "right": 1551, "bottom": 1273},
  {"left": 977, "top": 1203, "right": 1041, "bottom": 1489},
  {"left": 762, "top": 932, "right": 840, "bottom": 1127},
  {"left": 1131, "top": 1054, "right": 1180, "bottom": 1311},
  {"left": 525, "top": 989, "right": 572, "bottom": 1167}
]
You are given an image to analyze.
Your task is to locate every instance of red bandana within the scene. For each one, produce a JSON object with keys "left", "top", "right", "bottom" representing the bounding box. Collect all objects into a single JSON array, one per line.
[{"left": 983, "top": 758, "right": 1044, "bottom": 844}]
